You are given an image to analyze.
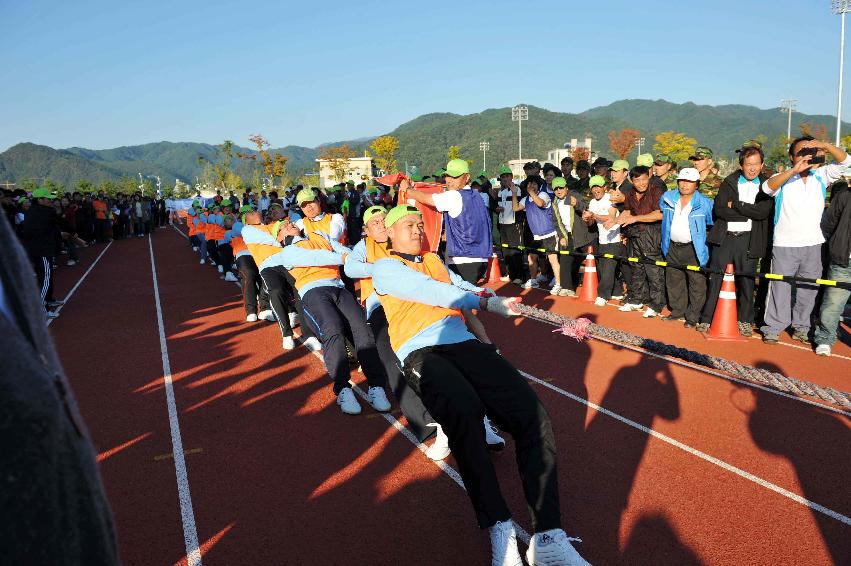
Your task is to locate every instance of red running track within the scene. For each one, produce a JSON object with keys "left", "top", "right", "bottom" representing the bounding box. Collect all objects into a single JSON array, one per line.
[{"left": 48, "top": 227, "right": 850, "bottom": 565}]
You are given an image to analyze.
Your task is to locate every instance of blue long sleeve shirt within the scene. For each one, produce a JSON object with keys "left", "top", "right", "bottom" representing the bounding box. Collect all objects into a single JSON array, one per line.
[{"left": 271, "top": 235, "right": 350, "bottom": 297}]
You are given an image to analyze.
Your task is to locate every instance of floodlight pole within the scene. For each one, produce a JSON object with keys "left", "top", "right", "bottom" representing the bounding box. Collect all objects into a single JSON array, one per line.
[
  {"left": 834, "top": 1, "right": 850, "bottom": 145},
  {"left": 511, "top": 105, "right": 528, "bottom": 160},
  {"left": 479, "top": 141, "right": 490, "bottom": 172},
  {"left": 780, "top": 99, "right": 798, "bottom": 141},
  {"left": 635, "top": 137, "right": 645, "bottom": 155}
]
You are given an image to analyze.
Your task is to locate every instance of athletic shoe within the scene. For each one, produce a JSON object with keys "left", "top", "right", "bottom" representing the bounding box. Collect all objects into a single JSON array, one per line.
[
  {"left": 258, "top": 309, "right": 275, "bottom": 321},
  {"left": 425, "top": 423, "right": 451, "bottom": 461},
  {"left": 815, "top": 344, "right": 831, "bottom": 356},
  {"left": 224, "top": 272, "right": 238, "bottom": 282},
  {"left": 217, "top": 265, "right": 224, "bottom": 273},
  {"left": 192, "top": 246, "right": 199, "bottom": 252},
  {"left": 618, "top": 303, "right": 642, "bottom": 312},
  {"left": 642, "top": 307, "right": 658, "bottom": 318},
  {"left": 684, "top": 321, "right": 696, "bottom": 329},
  {"left": 792, "top": 329, "right": 810, "bottom": 344},
  {"left": 46, "top": 300, "right": 65, "bottom": 308},
  {"left": 336, "top": 387, "right": 362, "bottom": 415},
  {"left": 367, "top": 386, "right": 391, "bottom": 412},
  {"left": 302, "top": 336, "right": 322, "bottom": 352},
  {"left": 245, "top": 313, "right": 258, "bottom": 322},
  {"left": 762, "top": 333, "right": 779, "bottom": 345},
  {"left": 512, "top": 279, "right": 523, "bottom": 285},
  {"left": 594, "top": 297, "right": 607, "bottom": 307},
  {"left": 45, "top": 310, "right": 60, "bottom": 320},
  {"left": 738, "top": 321, "right": 753, "bottom": 337},
  {"left": 550, "top": 284, "right": 562, "bottom": 296},
  {"left": 500, "top": 275, "right": 510, "bottom": 282},
  {"left": 199, "top": 259, "right": 206, "bottom": 265},
  {"left": 522, "top": 279, "right": 537, "bottom": 289},
  {"left": 695, "top": 322, "right": 710, "bottom": 333},
  {"left": 611, "top": 294, "right": 624, "bottom": 300},
  {"left": 66, "top": 260, "right": 77, "bottom": 266},
  {"left": 525, "top": 529, "right": 590, "bottom": 566},
  {"left": 489, "top": 520, "right": 524, "bottom": 566},
  {"left": 660, "top": 314, "right": 684, "bottom": 322},
  {"left": 484, "top": 416, "right": 505, "bottom": 451},
  {"left": 288, "top": 311, "right": 300, "bottom": 328},
  {"left": 558, "top": 288, "right": 576, "bottom": 297},
  {"left": 282, "top": 336, "right": 295, "bottom": 350}
]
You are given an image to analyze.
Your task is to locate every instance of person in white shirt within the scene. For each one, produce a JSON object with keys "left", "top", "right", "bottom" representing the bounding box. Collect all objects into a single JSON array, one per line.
[
  {"left": 583, "top": 176, "right": 624, "bottom": 305},
  {"left": 494, "top": 166, "right": 525, "bottom": 283},
  {"left": 258, "top": 190, "right": 270, "bottom": 213},
  {"left": 760, "top": 136, "right": 851, "bottom": 344}
]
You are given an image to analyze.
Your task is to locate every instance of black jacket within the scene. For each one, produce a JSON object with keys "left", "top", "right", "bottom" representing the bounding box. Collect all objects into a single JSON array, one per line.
[
  {"left": 19, "top": 203, "right": 59, "bottom": 258},
  {"left": 707, "top": 172, "right": 773, "bottom": 259},
  {"left": 822, "top": 189, "right": 851, "bottom": 267}
]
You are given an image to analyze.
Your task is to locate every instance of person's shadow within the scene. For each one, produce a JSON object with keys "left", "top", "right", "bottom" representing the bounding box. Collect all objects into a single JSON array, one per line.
[{"left": 746, "top": 362, "right": 851, "bottom": 565}]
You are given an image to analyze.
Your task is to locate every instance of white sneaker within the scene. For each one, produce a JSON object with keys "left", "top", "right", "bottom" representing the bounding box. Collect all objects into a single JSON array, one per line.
[
  {"left": 618, "top": 303, "right": 642, "bottom": 312},
  {"left": 217, "top": 265, "right": 224, "bottom": 273},
  {"left": 522, "top": 279, "right": 537, "bottom": 289},
  {"left": 199, "top": 259, "right": 206, "bottom": 265},
  {"left": 489, "top": 520, "right": 524, "bottom": 566},
  {"left": 483, "top": 416, "right": 506, "bottom": 451},
  {"left": 611, "top": 294, "right": 624, "bottom": 300},
  {"left": 500, "top": 275, "right": 510, "bottom": 282},
  {"left": 245, "top": 313, "right": 258, "bottom": 322},
  {"left": 66, "top": 260, "right": 77, "bottom": 266},
  {"left": 336, "top": 387, "right": 362, "bottom": 415},
  {"left": 282, "top": 336, "right": 295, "bottom": 350},
  {"left": 425, "top": 423, "right": 451, "bottom": 461},
  {"left": 367, "top": 386, "right": 391, "bottom": 412},
  {"left": 642, "top": 307, "right": 658, "bottom": 318},
  {"left": 594, "top": 297, "right": 607, "bottom": 307},
  {"left": 302, "top": 336, "right": 322, "bottom": 352},
  {"left": 815, "top": 344, "right": 831, "bottom": 356},
  {"left": 526, "top": 529, "right": 590, "bottom": 566},
  {"left": 192, "top": 246, "right": 199, "bottom": 252},
  {"left": 550, "top": 284, "right": 562, "bottom": 296},
  {"left": 258, "top": 309, "right": 275, "bottom": 321},
  {"left": 224, "top": 272, "right": 238, "bottom": 282},
  {"left": 288, "top": 311, "right": 300, "bottom": 328}
]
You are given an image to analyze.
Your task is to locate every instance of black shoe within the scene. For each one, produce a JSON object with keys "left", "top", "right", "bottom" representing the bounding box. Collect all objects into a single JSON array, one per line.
[{"left": 661, "top": 315, "right": 685, "bottom": 322}]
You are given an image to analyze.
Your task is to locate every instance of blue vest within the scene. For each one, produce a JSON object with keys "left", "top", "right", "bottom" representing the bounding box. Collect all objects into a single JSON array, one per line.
[
  {"left": 445, "top": 188, "right": 492, "bottom": 259},
  {"left": 525, "top": 192, "right": 556, "bottom": 237}
]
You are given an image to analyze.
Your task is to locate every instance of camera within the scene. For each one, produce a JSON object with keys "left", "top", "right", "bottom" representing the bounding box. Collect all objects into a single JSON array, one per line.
[{"left": 797, "top": 147, "right": 826, "bottom": 165}]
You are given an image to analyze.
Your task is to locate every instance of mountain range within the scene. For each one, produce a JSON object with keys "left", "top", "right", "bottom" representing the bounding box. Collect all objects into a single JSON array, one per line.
[{"left": 2, "top": 99, "right": 847, "bottom": 189}]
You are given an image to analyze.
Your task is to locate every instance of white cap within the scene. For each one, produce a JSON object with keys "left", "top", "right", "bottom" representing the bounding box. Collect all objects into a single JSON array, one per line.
[{"left": 677, "top": 167, "right": 700, "bottom": 182}]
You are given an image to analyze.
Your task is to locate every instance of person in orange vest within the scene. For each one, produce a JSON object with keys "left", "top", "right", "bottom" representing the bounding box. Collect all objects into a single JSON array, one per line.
[
  {"left": 92, "top": 192, "right": 110, "bottom": 243},
  {"left": 344, "top": 204, "right": 505, "bottom": 460},
  {"left": 190, "top": 203, "right": 209, "bottom": 264},
  {"left": 217, "top": 212, "right": 240, "bottom": 283},
  {"left": 294, "top": 187, "right": 346, "bottom": 242},
  {"left": 222, "top": 205, "right": 270, "bottom": 320},
  {"left": 372, "top": 204, "right": 590, "bottom": 566},
  {"left": 274, "top": 219, "right": 391, "bottom": 415},
  {"left": 204, "top": 202, "right": 230, "bottom": 273}
]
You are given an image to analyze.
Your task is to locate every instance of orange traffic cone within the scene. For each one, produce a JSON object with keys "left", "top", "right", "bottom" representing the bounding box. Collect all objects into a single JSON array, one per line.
[
  {"left": 578, "top": 247, "right": 598, "bottom": 303},
  {"left": 485, "top": 253, "right": 504, "bottom": 284},
  {"left": 705, "top": 263, "right": 746, "bottom": 341}
]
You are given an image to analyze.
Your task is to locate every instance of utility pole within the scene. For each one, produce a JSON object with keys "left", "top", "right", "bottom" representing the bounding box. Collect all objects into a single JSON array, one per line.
[
  {"left": 833, "top": 1, "right": 850, "bottom": 145},
  {"left": 780, "top": 99, "right": 798, "bottom": 141},
  {"left": 479, "top": 141, "right": 490, "bottom": 172},
  {"left": 511, "top": 105, "right": 528, "bottom": 160},
  {"left": 635, "top": 137, "right": 646, "bottom": 155}
]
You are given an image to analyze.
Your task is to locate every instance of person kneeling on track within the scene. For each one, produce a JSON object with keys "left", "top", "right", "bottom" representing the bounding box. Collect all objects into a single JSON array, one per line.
[
  {"left": 345, "top": 204, "right": 505, "bottom": 460},
  {"left": 372, "top": 204, "right": 590, "bottom": 566},
  {"left": 224, "top": 206, "right": 270, "bottom": 321},
  {"left": 275, "top": 220, "right": 392, "bottom": 416}
]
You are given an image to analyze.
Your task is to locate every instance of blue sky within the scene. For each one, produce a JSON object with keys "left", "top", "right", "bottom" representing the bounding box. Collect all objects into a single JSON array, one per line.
[{"left": 1, "top": 0, "right": 847, "bottom": 151}]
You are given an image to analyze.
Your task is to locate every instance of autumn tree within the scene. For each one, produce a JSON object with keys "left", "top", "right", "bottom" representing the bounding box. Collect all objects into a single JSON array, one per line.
[
  {"left": 608, "top": 128, "right": 640, "bottom": 159},
  {"left": 799, "top": 123, "right": 828, "bottom": 141},
  {"left": 238, "top": 134, "right": 289, "bottom": 189},
  {"left": 370, "top": 135, "right": 399, "bottom": 173},
  {"left": 653, "top": 131, "right": 698, "bottom": 163},
  {"left": 571, "top": 147, "right": 590, "bottom": 163},
  {"left": 840, "top": 133, "right": 851, "bottom": 151},
  {"left": 320, "top": 144, "right": 355, "bottom": 184}
]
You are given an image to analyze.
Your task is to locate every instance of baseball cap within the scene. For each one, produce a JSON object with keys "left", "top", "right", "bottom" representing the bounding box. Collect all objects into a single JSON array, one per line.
[
  {"left": 677, "top": 168, "right": 701, "bottom": 182},
  {"left": 32, "top": 187, "right": 57, "bottom": 200},
  {"left": 363, "top": 205, "right": 386, "bottom": 223},
  {"left": 445, "top": 159, "right": 470, "bottom": 178},
  {"left": 654, "top": 153, "right": 672, "bottom": 165},
  {"left": 433, "top": 168, "right": 447, "bottom": 178},
  {"left": 296, "top": 188, "right": 316, "bottom": 205},
  {"left": 589, "top": 175, "right": 607, "bottom": 188},
  {"left": 736, "top": 139, "right": 764, "bottom": 153},
  {"left": 470, "top": 177, "right": 482, "bottom": 186},
  {"left": 384, "top": 204, "right": 422, "bottom": 228},
  {"left": 689, "top": 146, "right": 714, "bottom": 160},
  {"left": 610, "top": 159, "right": 630, "bottom": 172},
  {"left": 636, "top": 153, "right": 654, "bottom": 168},
  {"left": 497, "top": 165, "right": 513, "bottom": 176},
  {"left": 238, "top": 205, "right": 254, "bottom": 214},
  {"left": 551, "top": 177, "right": 567, "bottom": 189}
]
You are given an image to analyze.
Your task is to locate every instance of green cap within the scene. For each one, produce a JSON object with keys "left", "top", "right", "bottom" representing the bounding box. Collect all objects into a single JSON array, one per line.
[
  {"left": 410, "top": 174, "right": 423, "bottom": 182},
  {"left": 653, "top": 153, "right": 672, "bottom": 165},
  {"left": 689, "top": 146, "right": 713, "bottom": 160},
  {"left": 433, "top": 168, "right": 447, "bottom": 178},
  {"left": 610, "top": 159, "right": 630, "bottom": 172},
  {"left": 238, "top": 205, "right": 254, "bottom": 214},
  {"left": 192, "top": 199, "right": 201, "bottom": 208},
  {"left": 497, "top": 165, "right": 513, "bottom": 177},
  {"left": 363, "top": 205, "right": 387, "bottom": 223},
  {"left": 476, "top": 171, "right": 487, "bottom": 179},
  {"left": 589, "top": 175, "right": 607, "bottom": 188},
  {"left": 551, "top": 177, "right": 567, "bottom": 189},
  {"left": 470, "top": 177, "right": 482, "bottom": 186},
  {"left": 384, "top": 204, "right": 422, "bottom": 228},
  {"left": 221, "top": 200, "right": 233, "bottom": 208},
  {"left": 296, "top": 188, "right": 316, "bottom": 205},
  {"left": 445, "top": 159, "right": 470, "bottom": 178},
  {"left": 738, "top": 139, "right": 764, "bottom": 152},
  {"left": 32, "top": 187, "right": 57, "bottom": 200},
  {"left": 636, "top": 153, "right": 654, "bottom": 168}
]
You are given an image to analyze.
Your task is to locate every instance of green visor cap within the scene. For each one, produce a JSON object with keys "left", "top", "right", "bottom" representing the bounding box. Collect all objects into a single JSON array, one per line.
[
  {"left": 589, "top": 175, "right": 607, "bottom": 188},
  {"left": 689, "top": 146, "right": 713, "bottom": 160},
  {"left": 610, "top": 159, "right": 629, "bottom": 172},
  {"left": 497, "top": 165, "right": 513, "bottom": 176},
  {"left": 296, "top": 188, "right": 316, "bottom": 205},
  {"left": 433, "top": 168, "right": 447, "bottom": 177},
  {"left": 653, "top": 154, "right": 672, "bottom": 165},
  {"left": 384, "top": 204, "right": 422, "bottom": 228},
  {"left": 551, "top": 177, "right": 567, "bottom": 189},
  {"left": 363, "top": 205, "right": 386, "bottom": 223},
  {"left": 192, "top": 199, "right": 201, "bottom": 207},
  {"left": 636, "top": 153, "right": 654, "bottom": 167},
  {"left": 445, "top": 159, "right": 470, "bottom": 178},
  {"left": 32, "top": 187, "right": 57, "bottom": 200},
  {"left": 238, "top": 205, "right": 254, "bottom": 214}
]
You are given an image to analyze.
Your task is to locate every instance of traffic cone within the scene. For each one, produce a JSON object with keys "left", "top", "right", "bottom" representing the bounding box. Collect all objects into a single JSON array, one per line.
[
  {"left": 705, "top": 263, "right": 746, "bottom": 341},
  {"left": 578, "top": 247, "right": 598, "bottom": 303},
  {"left": 485, "top": 253, "right": 504, "bottom": 284}
]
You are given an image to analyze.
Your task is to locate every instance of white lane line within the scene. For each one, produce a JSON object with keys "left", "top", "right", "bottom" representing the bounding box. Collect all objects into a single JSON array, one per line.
[
  {"left": 148, "top": 235, "right": 203, "bottom": 566},
  {"left": 520, "top": 370, "right": 851, "bottom": 527},
  {"left": 47, "top": 241, "right": 113, "bottom": 326}
]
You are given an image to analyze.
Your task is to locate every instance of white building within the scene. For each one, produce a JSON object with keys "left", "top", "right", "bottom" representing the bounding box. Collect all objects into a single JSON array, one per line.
[
  {"left": 506, "top": 138, "right": 595, "bottom": 178},
  {"left": 315, "top": 156, "right": 377, "bottom": 188}
]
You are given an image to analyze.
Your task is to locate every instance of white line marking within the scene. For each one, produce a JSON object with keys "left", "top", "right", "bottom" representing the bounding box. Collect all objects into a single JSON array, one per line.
[
  {"left": 47, "top": 241, "right": 112, "bottom": 326},
  {"left": 148, "top": 235, "right": 203, "bottom": 566},
  {"left": 519, "top": 370, "right": 851, "bottom": 527}
]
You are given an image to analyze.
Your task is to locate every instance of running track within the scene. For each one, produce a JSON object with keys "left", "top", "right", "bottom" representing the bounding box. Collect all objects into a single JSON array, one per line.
[{"left": 48, "top": 227, "right": 850, "bottom": 565}]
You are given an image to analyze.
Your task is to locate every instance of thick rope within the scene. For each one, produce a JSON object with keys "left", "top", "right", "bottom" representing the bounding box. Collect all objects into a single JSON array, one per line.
[{"left": 514, "top": 302, "right": 851, "bottom": 411}]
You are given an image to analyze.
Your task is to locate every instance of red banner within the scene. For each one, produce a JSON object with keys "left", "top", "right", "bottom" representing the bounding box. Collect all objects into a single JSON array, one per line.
[{"left": 397, "top": 182, "right": 445, "bottom": 253}]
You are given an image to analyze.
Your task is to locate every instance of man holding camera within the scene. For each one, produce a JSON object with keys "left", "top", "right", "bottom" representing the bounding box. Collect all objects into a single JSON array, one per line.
[{"left": 760, "top": 136, "right": 851, "bottom": 344}]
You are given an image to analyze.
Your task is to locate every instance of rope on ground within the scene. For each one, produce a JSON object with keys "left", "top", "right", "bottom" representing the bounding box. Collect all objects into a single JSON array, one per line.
[{"left": 513, "top": 302, "right": 851, "bottom": 411}]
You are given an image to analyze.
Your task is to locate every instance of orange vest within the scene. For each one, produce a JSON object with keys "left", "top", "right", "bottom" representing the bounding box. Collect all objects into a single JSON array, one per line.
[
  {"left": 205, "top": 212, "right": 226, "bottom": 241},
  {"left": 378, "top": 252, "right": 463, "bottom": 354},
  {"left": 195, "top": 214, "right": 207, "bottom": 238},
  {"left": 359, "top": 237, "right": 391, "bottom": 304},
  {"left": 288, "top": 237, "right": 341, "bottom": 292},
  {"left": 187, "top": 213, "right": 198, "bottom": 236},
  {"left": 244, "top": 224, "right": 283, "bottom": 268},
  {"left": 93, "top": 200, "right": 108, "bottom": 220},
  {"left": 230, "top": 234, "right": 247, "bottom": 256},
  {"left": 303, "top": 214, "right": 346, "bottom": 244}
]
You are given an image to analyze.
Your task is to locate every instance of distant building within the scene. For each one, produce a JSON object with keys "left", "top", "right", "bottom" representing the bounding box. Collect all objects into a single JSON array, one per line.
[
  {"left": 506, "top": 138, "right": 595, "bottom": 179},
  {"left": 315, "top": 156, "right": 377, "bottom": 188}
]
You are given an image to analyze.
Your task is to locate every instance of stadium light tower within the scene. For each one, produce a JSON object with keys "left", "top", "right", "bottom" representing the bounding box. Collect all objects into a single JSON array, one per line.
[
  {"left": 635, "top": 137, "right": 646, "bottom": 155},
  {"left": 479, "top": 141, "right": 490, "bottom": 172},
  {"left": 780, "top": 99, "right": 798, "bottom": 140},
  {"left": 833, "top": 0, "right": 851, "bottom": 145},
  {"left": 511, "top": 105, "right": 528, "bottom": 160}
]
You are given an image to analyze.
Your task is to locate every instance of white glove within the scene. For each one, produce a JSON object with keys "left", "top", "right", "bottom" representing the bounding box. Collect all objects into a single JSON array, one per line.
[{"left": 485, "top": 296, "right": 521, "bottom": 318}]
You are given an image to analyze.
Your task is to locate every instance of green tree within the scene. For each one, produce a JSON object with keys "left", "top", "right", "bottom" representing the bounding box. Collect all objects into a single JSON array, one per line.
[
  {"left": 370, "top": 135, "right": 399, "bottom": 173},
  {"left": 765, "top": 135, "right": 790, "bottom": 171},
  {"left": 44, "top": 179, "right": 65, "bottom": 195},
  {"left": 75, "top": 179, "right": 94, "bottom": 194},
  {"left": 653, "top": 131, "right": 698, "bottom": 163},
  {"left": 447, "top": 145, "right": 461, "bottom": 160},
  {"left": 21, "top": 179, "right": 37, "bottom": 193}
]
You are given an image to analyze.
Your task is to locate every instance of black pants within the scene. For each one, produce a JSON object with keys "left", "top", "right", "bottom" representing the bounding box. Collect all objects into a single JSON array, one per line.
[
  {"left": 369, "top": 307, "right": 434, "bottom": 442},
  {"left": 217, "top": 243, "right": 234, "bottom": 273},
  {"left": 31, "top": 255, "right": 55, "bottom": 305},
  {"left": 207, "top": 240, "right": 220, "bottom": 266},
  {"left": 448, "top": 261, "right": 487, "bottom": 285},
  {"left": 260, "top": 266, "right": 295, "bottom": 338},
  {"left": 700, "top": 233, "right": 758, "bottom": 324},
  {"left": 558, "top": 235, "right": 576, "bottom": 290},
  {"left": 301, "top": 286, "right": 386, "bottom": 394},
  {"left": 499, "top": 222, "right": 525, "bottom": 281},
  {"left": 404, "top": 340, "right": 561, "bottom": 531},
  {"left": 626, "top": 230, "right": 665, "bottom": 311},
  {"left": 665, "top": 242, "right": 707, "bottom": 324},
  {"left": 236, "top": 256, "right": 270, "bottom": 315},
  {"left": 95, "top": 219, "right": 110, "bottom": 242},
  {"left": 597, "top": 242, "right": 626, "bottom": 299}
]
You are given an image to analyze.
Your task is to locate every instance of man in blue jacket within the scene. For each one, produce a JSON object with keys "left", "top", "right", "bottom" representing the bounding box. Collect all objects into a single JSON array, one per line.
[{"left": 659, "top": 168, "right": 714, "bottom": 328}]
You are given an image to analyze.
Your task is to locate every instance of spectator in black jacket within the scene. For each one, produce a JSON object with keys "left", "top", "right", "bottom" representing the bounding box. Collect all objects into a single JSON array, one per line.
[
  {"left": 814, "top": 187, "right": 851, "bottom": 356},
  {"left": 19, "top": 187, "right": 62, "bottom": 316},
  {"left": 698, "top": 144, "right": 774, "bottom": 335}
]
